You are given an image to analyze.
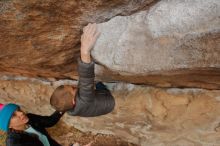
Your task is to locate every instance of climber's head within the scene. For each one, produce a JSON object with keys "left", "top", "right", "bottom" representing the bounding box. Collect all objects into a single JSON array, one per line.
[
  {"left": 0, "top": 103, "right": 29, "bottom": 132},
  {"left": 50, "top": 85, "right": 78, "bottom": 112}
]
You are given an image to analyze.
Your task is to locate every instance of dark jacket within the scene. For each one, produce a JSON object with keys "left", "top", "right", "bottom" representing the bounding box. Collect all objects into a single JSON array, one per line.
[
  {"left": 68, "top": 59, "right": 115, "bottom": 117},
  {"left": 6, "top": 111, "right": 63, "bottom": 146}
]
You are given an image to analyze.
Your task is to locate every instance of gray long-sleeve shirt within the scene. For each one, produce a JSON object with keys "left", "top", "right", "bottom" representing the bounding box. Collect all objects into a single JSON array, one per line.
[{"left": 67, "top": 59, "right": 115, "bottom": 117}]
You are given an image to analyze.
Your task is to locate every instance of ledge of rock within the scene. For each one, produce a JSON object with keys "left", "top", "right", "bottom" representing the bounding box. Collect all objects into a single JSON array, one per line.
[{"left": 92, "top": 0, "right": 220, "bottom": 89}]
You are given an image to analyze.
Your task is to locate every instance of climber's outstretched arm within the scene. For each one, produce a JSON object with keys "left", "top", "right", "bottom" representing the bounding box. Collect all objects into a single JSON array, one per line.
[
  {"left": 77, "top": 23, "right": 99, "bottom": 104},
  {"left": 80, "top": 23, "right": 100, "bottom": 63},
  {"left": 68, "top": 23, "right": 115, "bottom": 117}
]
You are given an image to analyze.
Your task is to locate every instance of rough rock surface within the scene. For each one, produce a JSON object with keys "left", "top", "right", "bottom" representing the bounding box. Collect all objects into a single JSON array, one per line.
[
  {"left": 0, "top": 0, "right": 219, "bottom": 89},
  {"left": 1, "top": 1, "right": 220, "bottom": 145},
  {"left": 92, "top": 0, "right": 220, "bottom": 89},
  {"left": 0, "top": 79, "right": 219, "bottom": 146},
  {"left": 0, "top": 0, "right": 155, "bottom": 78}
]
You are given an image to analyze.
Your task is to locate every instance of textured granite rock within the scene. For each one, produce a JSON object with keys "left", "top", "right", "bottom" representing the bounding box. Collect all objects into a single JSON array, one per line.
[
  {"left": 92, "top": 0, "right": 220, "bottom": 89},
  {"left": 0, "top": 0, "right": 219, "bottom": 89},
  {"left": 0, "top": 0, "right": 155, "bottom": 78},
  {"left": 0, "top": 79, "right": 220, "bottom": 146}
]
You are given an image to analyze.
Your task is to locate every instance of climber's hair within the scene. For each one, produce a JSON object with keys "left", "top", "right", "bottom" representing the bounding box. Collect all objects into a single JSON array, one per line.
[{"left": 50, "top": 85, "right": 77, "bottom": 112}]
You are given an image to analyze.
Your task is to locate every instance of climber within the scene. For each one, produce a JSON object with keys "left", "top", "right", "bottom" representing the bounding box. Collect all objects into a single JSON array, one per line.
[
  {"left": 0, "top": 103, "right": 64, "bottom": 146},
  {"left": 50, "top": 23, "right": 115, "bottom": 117},
  {"left": 0, "top": 103, "right": 94, "bottom": 146}
]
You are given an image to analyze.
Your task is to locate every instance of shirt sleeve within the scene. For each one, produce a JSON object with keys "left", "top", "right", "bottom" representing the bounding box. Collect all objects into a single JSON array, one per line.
[
  {"left": 77, "top": 58, "right": 95, "bottom": 103},
  {"left": 27, "top": 111, "right": 64, "bottom": 128}
]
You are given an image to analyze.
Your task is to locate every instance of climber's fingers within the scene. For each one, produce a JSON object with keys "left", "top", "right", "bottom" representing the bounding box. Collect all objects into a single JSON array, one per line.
[
  {"left": 83, "top": 23, "right": 90, "bottom": 33},
  {"left": 83, "top": 23, "right": 98, "bottom": 37},
  {"left": 83, "top": 23, "right": 92, "bottom": 33},
  {"left": 92, "top": 23, "right": 98, "bottom": 37},
  {"left": 81, "top": 23, "right": 99, "bottom": 43},
  {"left": 87, "top": 23, "right": 97, "bottom": 36},
  {"left": 93, "top": 31, "right": 100, "bottom": 42},
  {"left": 88, "top": 23, "right": 100, "bottom": 42}
]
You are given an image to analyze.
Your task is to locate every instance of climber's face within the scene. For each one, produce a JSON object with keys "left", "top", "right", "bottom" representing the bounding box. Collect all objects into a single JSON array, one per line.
[{"left": 9, "top": 108, "right": 29, "bottom": 130}]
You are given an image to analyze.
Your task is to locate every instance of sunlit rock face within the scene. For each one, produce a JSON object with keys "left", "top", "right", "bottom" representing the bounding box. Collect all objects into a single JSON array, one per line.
[
  {"left": 0, "top": 79, "right": 220, "bottom": 146},
  {"left": 92, "top": 0, "right": 220, "bottom": 89}
]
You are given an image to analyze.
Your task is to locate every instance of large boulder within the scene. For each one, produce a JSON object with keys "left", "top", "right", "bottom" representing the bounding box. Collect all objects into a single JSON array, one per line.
[{"left": 0, "top": 0, "right": 219, "bottom": 89}]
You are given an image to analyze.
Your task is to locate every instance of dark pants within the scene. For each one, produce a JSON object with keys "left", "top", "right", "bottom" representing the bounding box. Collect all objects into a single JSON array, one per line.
[{"left": 95, "top": 82, "right": 108, "bottom": 91}]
